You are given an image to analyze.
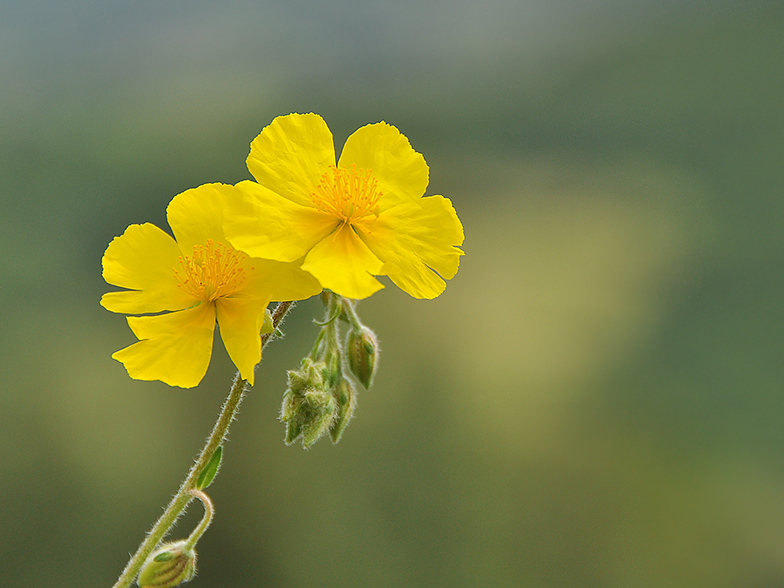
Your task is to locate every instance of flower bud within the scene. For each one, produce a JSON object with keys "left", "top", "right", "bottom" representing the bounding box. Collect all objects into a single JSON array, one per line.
[
  {"left": 281, "top": 358, "right": 338, "bottom": 448},
  {"left": 284, "top": 418, "right": 303, "bottom": 445},
  {"left": 285, "top": 357, "right": 325, "bottom": 394},
  {"left": 329, "top": 376, "right": 357, "bottom": 444},
  {"left": 323, "top": 350, "right": 342, "bottom": 389},
  {"left": 346, "top": 326, "right": 378, "bottom": 389},
  {"left": 137, "top": 541, "right": 196, "bottom": 588}
]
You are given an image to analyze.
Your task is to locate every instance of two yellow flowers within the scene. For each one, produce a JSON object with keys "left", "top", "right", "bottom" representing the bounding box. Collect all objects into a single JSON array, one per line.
[{"left": 102, "top": 113, "right": 465, "bottom": 388}]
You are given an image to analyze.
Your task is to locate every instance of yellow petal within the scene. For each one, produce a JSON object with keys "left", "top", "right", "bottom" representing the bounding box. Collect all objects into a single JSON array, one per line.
[
  {"left": 301, "top": 224, "right": 385, "bottom": 299},
  {"left": 215, "top": 296, "right": 270, "bottom": 385},
  {"left": 242, "top": 258, "right": 323, "bottom": 303},
  {"left": 225, "top": 180, "right": 337, "bottom": 262},
  {"left": 338, "top": 122, "right": 429, "bottom": 208},
  {"left": 166, "top": 183, "right": 235, "bottom": 252},
  {"left": 101, "top": 223, "right": 195, "bottom": 314},
  {"left": 379, "top": 252, "right": 447, "bottom": 299},
  {"left": 358, "top": 196, "right": 464, "bottom": 299},
  {"left": 112, "top": 303, "right": 216, "bottom": 388},
  {"left": 246, "top": 113, "right": 336, "bottom": 208}
]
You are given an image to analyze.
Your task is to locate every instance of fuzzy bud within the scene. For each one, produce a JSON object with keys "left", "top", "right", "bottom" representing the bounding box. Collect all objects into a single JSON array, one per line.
[
  {"left": 346, "top": 326, "right": 379, "bottom": 389},
  {"left": 281, "top": 358, "right": 338, "bottom": 448},
  {"left": 137, "top": 541, "right": 196, "bottom": 588},
  {"left": 329, "top": 376, "right": 357, "bottom": 444},
  {"left": 323, "top": 350, "right": 342, "bottom": 389},
  {"left": 285, "top": 357, "right": 325, "bottom": 394}
]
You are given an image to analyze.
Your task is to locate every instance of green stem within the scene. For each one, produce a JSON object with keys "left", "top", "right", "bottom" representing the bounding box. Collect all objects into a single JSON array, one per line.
[
  {"left": 183, "top": 489, "right": 214, "bottom": 551},
  {"left": 339, "top": 297, "right": 364, "bottom": 331},
  {"left": 112, "top": 301, "right": 296, "bottom": 588},
  {"left": 325, "top": 294, "right": 342, "bottom": 350}
]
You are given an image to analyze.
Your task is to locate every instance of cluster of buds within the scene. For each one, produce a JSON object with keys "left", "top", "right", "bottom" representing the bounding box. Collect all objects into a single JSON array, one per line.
[
  {"left": 280, "top": 292, "right": 378, "bottom": 448},
  {"left": 281, "top": 357, "right": 339, "bottom": 447}
]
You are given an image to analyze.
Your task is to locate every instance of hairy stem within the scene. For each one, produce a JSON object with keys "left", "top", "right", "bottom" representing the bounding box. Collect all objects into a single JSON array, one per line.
[
  {"left": 112, "top": 301, "right": 296, "bottom": 588},
  {"left": 183, "top": 489, "right": 214, "bottom": 551}
]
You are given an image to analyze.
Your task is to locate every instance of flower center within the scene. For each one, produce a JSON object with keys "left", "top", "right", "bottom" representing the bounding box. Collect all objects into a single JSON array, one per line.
[
  {"left": 310, "top": 164, "right": 382, "bottom": 223},
  {"left": 174, "top": 240, "right": 248, "bottom": 302}
]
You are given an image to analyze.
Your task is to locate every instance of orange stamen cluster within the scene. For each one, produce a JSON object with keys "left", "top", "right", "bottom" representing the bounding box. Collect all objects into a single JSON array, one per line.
[
  {"left": 311, "top": 164, "right": 381, "bottom": 224},
  {"left": 174, "top": 240, "right": 247, "bottom": 302}
]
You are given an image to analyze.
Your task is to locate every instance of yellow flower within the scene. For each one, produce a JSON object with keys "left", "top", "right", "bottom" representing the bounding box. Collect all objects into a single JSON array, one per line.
[
  {"left": 223, "top": 113, "right": 464, "bottom": 300},
  {"left": 101, "top": 183, "right": 321, "bottom": 388}
]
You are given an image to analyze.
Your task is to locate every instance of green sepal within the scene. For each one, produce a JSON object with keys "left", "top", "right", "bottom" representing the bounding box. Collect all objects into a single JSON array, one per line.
[
  {"left": 154, "top": 551, "right": 176, "bottom": 563},
  {"left": 194, "top": 446, "right": 222, "bottom": 490},
  {"left": 261, "top": 309, "right": 275, "bottom": 335},
  {"left": 285, "top": 419, "right": 302, "bottom": 445}
]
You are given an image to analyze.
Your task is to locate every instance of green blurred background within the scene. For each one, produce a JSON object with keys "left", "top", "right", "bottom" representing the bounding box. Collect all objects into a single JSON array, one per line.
[{"left": 2, "top": 1, "right": 783, "bottom": 586}]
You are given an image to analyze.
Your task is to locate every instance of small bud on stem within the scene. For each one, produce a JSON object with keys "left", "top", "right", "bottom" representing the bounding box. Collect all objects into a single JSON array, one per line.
[
  {"left": 137, "top": 490, "right": 213, "bottom": 588},
  {"left": 137, "top": 541, "right": 196, "bottom": 588},
  {"left": 329, "top": 377, "right": 357, "bottom": 444},
  {"left": 346, "top": 325, "right": 379, "bottom": 389}
]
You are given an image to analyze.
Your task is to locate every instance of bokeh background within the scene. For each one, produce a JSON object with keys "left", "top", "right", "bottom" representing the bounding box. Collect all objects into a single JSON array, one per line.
[{"left": 2, "top": 1, "right": 783, "bottom": 586}]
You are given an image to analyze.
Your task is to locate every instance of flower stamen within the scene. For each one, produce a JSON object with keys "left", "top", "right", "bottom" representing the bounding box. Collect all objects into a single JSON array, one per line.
[
  {"left": 174, "top": 240, "right": 248, "bottom": 302},
  {"left": 311, "top": 164, "right": 382, "bottom": 224}
]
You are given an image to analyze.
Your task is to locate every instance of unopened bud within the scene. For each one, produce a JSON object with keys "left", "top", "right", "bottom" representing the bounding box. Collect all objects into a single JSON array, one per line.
[
  {"left": 137, "top": 541, "right": 196, "bottom": 588},
  {"left": 285, "top": 357, "right": 324, "bottom": 394},
  {"left": 281, "top": 358, "right": 337, "bottom": 448},
  {"left": 284, "top": 418, "right": 303, "bottom": 445},
  {"left": 346, "top": 326, "right": 379, "bottom": 389},
  {"left": 329, "top": 377, "right": 357, "bottom": 444},
  {"left": 323, "top": 350, "right": 342, "bottom": 388}
]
